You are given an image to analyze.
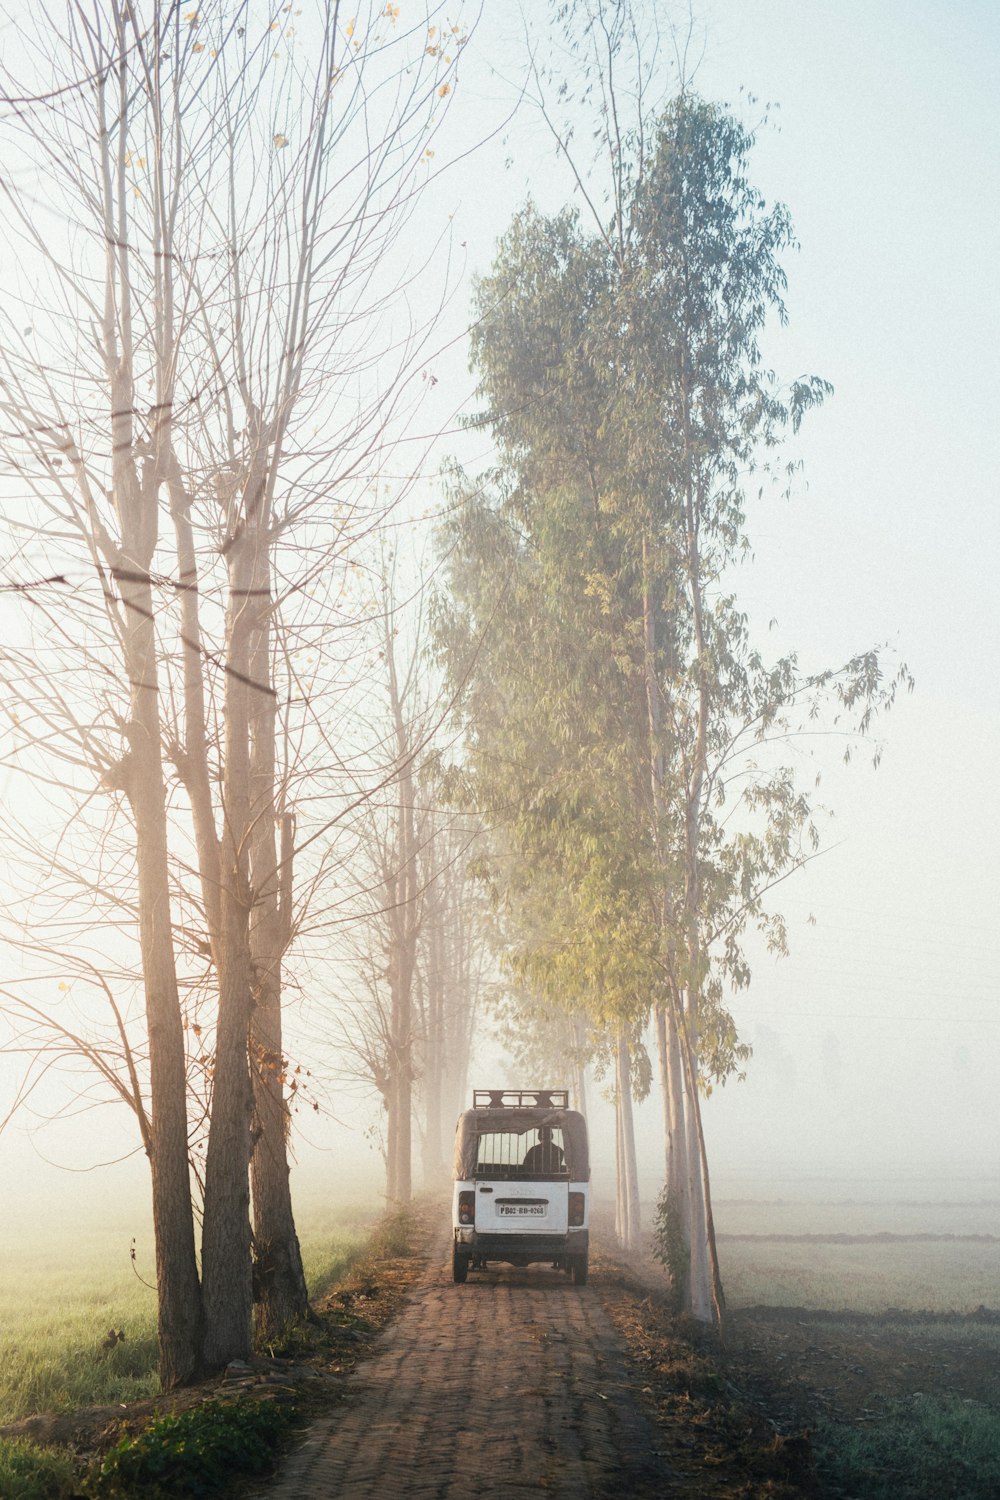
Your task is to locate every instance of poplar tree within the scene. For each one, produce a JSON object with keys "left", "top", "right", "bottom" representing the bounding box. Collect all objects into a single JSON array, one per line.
[{"left": 437, "top": 94, "right": 907, "bottom": 1320}]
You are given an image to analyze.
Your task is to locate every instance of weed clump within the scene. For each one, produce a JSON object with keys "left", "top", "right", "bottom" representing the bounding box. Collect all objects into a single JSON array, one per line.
[
  {"left": 368, "top": 1206, "right": 415, "bottom": 1260},
  {"left": 0, "top": 1436, "right": 75, "bottom": 1499},
  {"left": 91, "top": 1397, "right": 293, "bottom": 1497},
  {"left": 815, "top": 1394, "right": 1000, "bottom": 1500}
]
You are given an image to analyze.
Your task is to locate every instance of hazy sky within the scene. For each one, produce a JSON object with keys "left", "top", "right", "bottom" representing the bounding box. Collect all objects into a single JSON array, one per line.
[
  {"left": 680, "top": 0, "right": 1000, "bottom": 1194},
  {"left": 2, "top": 0, "right": 997, "bottom": 1218}
]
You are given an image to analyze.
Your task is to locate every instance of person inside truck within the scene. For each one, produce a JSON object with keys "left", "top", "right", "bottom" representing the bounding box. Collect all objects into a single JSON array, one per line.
[{"left": 521, "top": 1126, "right": 564, "bottom": 1174}]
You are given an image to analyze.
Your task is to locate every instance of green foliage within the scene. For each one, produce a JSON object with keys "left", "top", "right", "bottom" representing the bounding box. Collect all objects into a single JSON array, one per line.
[
  {"left": 0, "top": 1438, "right": 75, "bottom": 1500},
  {"left": 439, "top": 96, "right": 827, "bottom": 1061},
  {"left": 494, "top": 986, "right": 591, "bottom": 1087},
  {"left": 436, "top": 85, "right": 909, "bottom": 1099},
  {"left": 814, "top": 1396, "right": 1000, "bottom": 1500},
  {"left": 651, "top": 1184, "right": 688, "bottom": 1309},
  {"left": 90, "top": 1398, "right": 293, "bottom": 1498}
]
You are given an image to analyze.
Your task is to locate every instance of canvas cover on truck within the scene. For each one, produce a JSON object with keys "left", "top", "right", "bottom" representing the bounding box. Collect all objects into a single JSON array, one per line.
[{"left": 452, "top": 1102, "right": 590, "bottom": 1181}]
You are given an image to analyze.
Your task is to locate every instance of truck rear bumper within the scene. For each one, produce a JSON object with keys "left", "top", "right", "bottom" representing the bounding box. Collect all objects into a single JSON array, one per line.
[{"left": 455, "top": 1229, "right": 588, "bottom": 1259}]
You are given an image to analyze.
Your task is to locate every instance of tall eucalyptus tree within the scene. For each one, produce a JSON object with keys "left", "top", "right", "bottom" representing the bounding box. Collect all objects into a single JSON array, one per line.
[{"left": 436, "top": 89, "right": 907, "bottom": 1320}]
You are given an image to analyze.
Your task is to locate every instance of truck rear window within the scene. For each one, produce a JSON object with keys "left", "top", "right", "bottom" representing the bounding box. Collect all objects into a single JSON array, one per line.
[{"left": 475, "top": 1128, "right": 568, "bottom": 1180}]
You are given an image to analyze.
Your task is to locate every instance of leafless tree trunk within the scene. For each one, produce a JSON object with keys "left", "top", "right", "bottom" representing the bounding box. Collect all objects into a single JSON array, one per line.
[
  {"left": 118, "top": 546, "right": 204, "bottom": 1387},
  {"left": 383, "top": 604, "right": 419, "bottom": 1202},
  {"left": 416, "top": 866, "right": 447, "bottom": 1182},
  {"left": 413, "top": 811, "right": 487, "bottom": 1184},
  {"left": 68, "top": 14, "right": 205, "bottom": 1387},
  {"left": 200, "top": 519, "right": 257, "bottom": 1365},
  {"left": 248, "top": 559, "right": 309, "bottom": 1335}
]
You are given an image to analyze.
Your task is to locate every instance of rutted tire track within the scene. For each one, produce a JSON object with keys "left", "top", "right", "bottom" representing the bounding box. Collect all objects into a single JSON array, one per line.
[{"left": 268, "top": 1228, "right": 672, "bottom": 1499}]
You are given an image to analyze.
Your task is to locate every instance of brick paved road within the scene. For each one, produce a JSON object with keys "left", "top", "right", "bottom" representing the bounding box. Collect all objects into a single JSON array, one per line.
[{"left": 268, "top": 1230, "right": 673, "bottom": 1499}]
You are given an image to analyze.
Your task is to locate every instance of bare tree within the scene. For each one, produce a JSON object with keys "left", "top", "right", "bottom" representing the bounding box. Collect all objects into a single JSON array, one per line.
[
  {"left": 0, "top": 0, "right": 472, "bottom": 1380},
  {"left": 325, "top": 568, "right": 434, "bottom": 1203},
  {"left": 412, "top": 806, "right": 487, "bottom": 1181},
  {"left": 322, "top": 555, "right": 490, "bottom": 1198}
]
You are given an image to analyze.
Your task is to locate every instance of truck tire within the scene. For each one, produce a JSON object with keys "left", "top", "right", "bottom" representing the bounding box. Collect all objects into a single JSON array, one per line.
[
  {"left": 452, "top": 1242, "right": 469, "bottom": 1284},
  {"left": 572, "top": 1253, "right": 588, "bottom": 1286}
]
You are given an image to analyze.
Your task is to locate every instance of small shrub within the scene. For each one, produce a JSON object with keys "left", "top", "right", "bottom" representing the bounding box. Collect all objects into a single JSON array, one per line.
[
  {"left": 651, "top": 1184, "right": 687, "bottom": 1308},
  {"left": 814, "top": 1394, "right": 1000, "bottom": 1500},
  {"left": 91, "top": 1397, "right": 294, "bottom": 1497},
  {"left": 301, "top": 1236, "right": 366, "bottom": 1301},
  {"left": 369, "top": 1207, "right": 413, "bottom": 1260},
  {"left": 257, "top": 1317, "right": 319, "bottom": 1360},
  {"left": 0, "top": 1437, "right": 76, "bottom": 1500}
]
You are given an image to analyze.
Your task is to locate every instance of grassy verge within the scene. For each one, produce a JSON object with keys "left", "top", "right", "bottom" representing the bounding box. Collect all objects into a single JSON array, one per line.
[
  {"left": 0, "top": 1438, "right": 76, "bottom": 1500},
  {"left": 0, "top": 1209, "right": 370, "bottom": 1426},
  {"left": 91, "top": 1398, "right": 295, "bottom": 1498},
  {"left": 0, "top": 1198, "right": 436, "bottom": 1499},
  {"left": 814, "top": 1396, "right": 1000, "bottom": 1500}
]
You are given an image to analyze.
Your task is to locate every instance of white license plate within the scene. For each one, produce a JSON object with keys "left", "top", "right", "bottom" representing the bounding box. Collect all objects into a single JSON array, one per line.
[{"left": 497, "top": 1203, "right": 546, "bottom": 1217}]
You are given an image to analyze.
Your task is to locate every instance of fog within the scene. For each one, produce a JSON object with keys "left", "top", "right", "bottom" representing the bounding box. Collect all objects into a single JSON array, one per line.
[{"left": 1, "top": 0, "right": 998, "bottom": 1247}]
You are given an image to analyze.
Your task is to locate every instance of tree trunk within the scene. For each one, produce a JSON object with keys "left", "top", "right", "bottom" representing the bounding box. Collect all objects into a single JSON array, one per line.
[
  {"left": 656, "top": 999, "right": 691, "bottom": 1304},
  {"left": 384, "top": 613, "right": 417, "bottom": 1204},
  {"left": 118, "top": 553, "right": 204, "bottom": 1389},
  {"left": 200, "top": 529, "right": 256, "bottom": 1368},
  {"left": 677, "top": 1001, "right": 726, "bottom": 1329},
  {"left": 571, "top": 1014, "right": 588, "bottom": 1117},
  {"left": 420, "top": 902, "right": 446, "bottom": 1184},
  {"left": 678, "top": 995, "right": 712, "bottom": 1322},
  {"left": 617, "top": 1029, "right": 641, "bottom": 1252},
  {"left": 248, "top": 545, "right": 309, "bottom": 1337},
  {"left": 99, "top": 46, "right": 203, "bottom": 1386},
  {"left": 385, "top": 1069, "right": 399, "bottom": 1202},
  {"left": 614, "top": 1089, "right": 624, "bottom": 1247},
  {"left": 679, "top": 376, "right": 723, "bottom": 1327}
]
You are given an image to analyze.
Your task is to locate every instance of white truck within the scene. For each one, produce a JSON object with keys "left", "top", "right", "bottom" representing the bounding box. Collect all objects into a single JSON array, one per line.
[{"left": 451, "top": 1089, "right": 590, "bottom": 1285}]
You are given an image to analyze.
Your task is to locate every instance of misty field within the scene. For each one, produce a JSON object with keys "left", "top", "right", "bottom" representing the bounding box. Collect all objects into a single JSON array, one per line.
[
  {"left": 0, "top": 1203, "right": 372, "bottom": 1425},
  {"left": 701, "top": 1198, "right": 1000, "bottom": 1500},
  {"left": 713, "top": 1196, "right": 1000, "bottom": 1314}
]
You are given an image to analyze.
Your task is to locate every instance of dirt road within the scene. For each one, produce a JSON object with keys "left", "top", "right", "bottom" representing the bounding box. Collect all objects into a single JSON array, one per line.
[{"left": 268, "top": 1229, "right": 672, "bottom": 1499}]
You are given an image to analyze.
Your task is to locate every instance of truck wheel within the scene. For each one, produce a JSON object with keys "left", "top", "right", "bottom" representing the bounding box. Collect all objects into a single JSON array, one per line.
[
  {"left": 572, "top": 1253, "right": 588, "bottom": 1286},
  {"left": 452, "top": 1243, "right": 469, "bottom": 1284}
]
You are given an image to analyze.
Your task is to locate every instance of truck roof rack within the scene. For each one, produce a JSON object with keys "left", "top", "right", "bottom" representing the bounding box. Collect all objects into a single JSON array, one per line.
[{"left": 473, "top": 1089, "right": 569, "bottom": 1110}]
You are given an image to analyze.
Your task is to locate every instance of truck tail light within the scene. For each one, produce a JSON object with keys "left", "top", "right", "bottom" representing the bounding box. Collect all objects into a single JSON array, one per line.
[
  {"left": 458, "top": 1190, "right": 475, "bottom": 1225},
  {"left": 568, "top": 1192, "right": 585, "bottom": 1227}
]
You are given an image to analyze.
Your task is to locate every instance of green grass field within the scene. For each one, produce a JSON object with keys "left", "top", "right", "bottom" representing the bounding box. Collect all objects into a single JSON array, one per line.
[
  {"left": 0, "top": 1220, "right": 161, "bottom": 1425},
  {"left": 0, "top": 1202, "right": 372, "bottom": 1426},
  {"left": 714, "top": 1194, "right": 1000, "bottom": 1240}
]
